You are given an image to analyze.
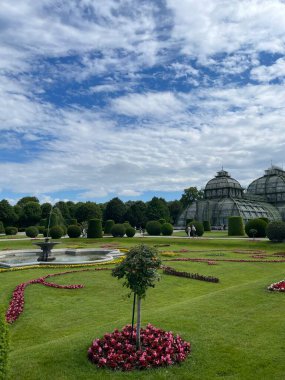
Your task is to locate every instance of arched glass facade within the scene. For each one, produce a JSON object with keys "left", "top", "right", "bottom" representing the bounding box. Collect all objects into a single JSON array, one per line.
[{"left": 177, "top": 169, "right": 283, "bottom": 227}]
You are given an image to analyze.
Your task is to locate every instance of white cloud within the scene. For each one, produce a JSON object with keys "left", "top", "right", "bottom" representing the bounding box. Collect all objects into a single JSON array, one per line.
[{"left": 251, "top": 58, "right": 285, "bottom": 82}]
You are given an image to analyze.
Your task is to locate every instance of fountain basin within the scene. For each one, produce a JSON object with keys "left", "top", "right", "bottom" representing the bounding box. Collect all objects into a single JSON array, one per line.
[{"left": 0, "top": 248, "right": 123, "bottom": 268}]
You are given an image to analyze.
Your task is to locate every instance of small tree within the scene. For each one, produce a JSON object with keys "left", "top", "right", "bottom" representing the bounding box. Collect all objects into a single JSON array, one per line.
[{"left": 112, "top": 244, "right": 161, "bottom": 350}]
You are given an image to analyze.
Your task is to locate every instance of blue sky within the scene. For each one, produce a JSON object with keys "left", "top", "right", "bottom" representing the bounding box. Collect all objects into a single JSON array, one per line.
[{"left": 1, "top": 0, "right": 285, "bottom": 204}]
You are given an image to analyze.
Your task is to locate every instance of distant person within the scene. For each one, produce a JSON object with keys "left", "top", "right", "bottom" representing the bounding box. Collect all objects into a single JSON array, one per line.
[
  {"left": 191, "top": 225, "right": 196, "bottom": 237},
  {"left": 187, "top": 225, "right": 191, "bottom": 237}
]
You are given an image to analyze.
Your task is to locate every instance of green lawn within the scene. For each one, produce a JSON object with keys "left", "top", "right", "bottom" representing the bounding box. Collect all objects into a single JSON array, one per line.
[{"left": 1, "top": 237, "right": 285, "bottom": 379}]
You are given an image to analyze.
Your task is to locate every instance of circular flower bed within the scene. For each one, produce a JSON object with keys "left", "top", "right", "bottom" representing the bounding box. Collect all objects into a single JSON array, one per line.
[
  {"left": 88, "top": 324, "right": 191, "bottom": 371},
  {"left": 268, "top": 280, "right": 285, "bottom": 292}
]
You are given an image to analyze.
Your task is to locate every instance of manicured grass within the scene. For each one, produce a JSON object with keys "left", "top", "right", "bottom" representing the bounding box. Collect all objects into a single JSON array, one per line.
[{"left": 1, "top": 237, "right": 285, "bottom": 379}]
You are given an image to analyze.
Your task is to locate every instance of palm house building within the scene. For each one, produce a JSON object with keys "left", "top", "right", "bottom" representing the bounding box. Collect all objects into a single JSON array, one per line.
[{"left": 177, "top": 167, "right": 285, "bottom": 228}]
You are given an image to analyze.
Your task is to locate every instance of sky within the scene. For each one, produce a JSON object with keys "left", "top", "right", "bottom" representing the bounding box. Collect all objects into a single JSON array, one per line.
[{"left": 1, "top": 0, "right": 285, "bottom": 205}]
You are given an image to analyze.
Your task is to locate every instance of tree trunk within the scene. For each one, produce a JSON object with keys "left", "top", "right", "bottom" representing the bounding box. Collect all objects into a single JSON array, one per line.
[{"left": 136, "top": 296, "right": 142, "bottom": 350}]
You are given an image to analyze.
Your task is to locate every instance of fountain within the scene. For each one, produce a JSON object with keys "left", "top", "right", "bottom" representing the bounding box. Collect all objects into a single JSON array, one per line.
[
  {"left": 33, "top": 205, "right": 60, "bottom": 262},
  {"left": 33, "top": 237, "right": 60, "bottom": 261}
]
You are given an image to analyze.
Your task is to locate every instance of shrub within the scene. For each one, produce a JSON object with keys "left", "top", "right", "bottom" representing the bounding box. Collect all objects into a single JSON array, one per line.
[
  {"left": 39, "top": 218, "right": 47, "bottom": 226},
  {"left": 228, "top": 216, "right": 244, "bottom": 236},
  {"left": 245, "top": 218, "right": 267, "bottom": 237},
  {"left": 203, "top": 220, "right": 211, "bottom": 231},
  {"left": 87, "top": 219, "right": 103, "bottom": 238},
  {"left": 146, "top": 221, "right": 161, "bottom": 236},
  {"left": 111, "top": 224, "right": 126, "bottom": 238},
  {"left": 123, "top": 222, "right": 132, "bottom": 230},
  {"left": 5, "top": 226, "right": 18, "bottom": 236},
  {"left": 0, "top": 309, "right": 9, "bottom": 379},
  {"left": 49, "top": 226, "right": 64, "bottom": 239},
  {"left": 61, "top": 224, "right": 67, "bottom": 236},
  {"left": 161, "top": 223, "right": 173, "bottom": 236},
  {"left": 66, "top": 218, "right": 77, "bottom": 226},
  {"left": 25, "top": 226, "right": 39, "bottom": 238},
  {"left": 158, "top": 218, "right": 166, "bottom": 225},
  {"left": 266, "top": 221, "right": 285, "bottom": 242},
  {"left": 0, "top": 221, "right": 4, "bottom": 234},
  {"left": 125, "top": 226, "right": 136, "bottom": 237},
  {"left": 37, "top": 226, "right": 45, "bottom": 234},
  {"left": 104, "top": 220, "right": 115, "bottom": 234},
  {"left": 191, "top": 221, "right": 204, "bottom": 237},
  {"left": 67, "top": 225, "right": 81, "bottom": 238}
]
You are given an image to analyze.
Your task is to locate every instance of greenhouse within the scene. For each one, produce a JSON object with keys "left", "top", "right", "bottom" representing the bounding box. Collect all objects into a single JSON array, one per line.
[{"left": 177, "top": 168, "right": 283, "bottom": 227}]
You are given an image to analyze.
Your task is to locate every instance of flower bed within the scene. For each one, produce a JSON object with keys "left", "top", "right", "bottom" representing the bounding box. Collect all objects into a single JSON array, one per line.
[
  {"left": 5, "top": 267, "right": 112, "bottom": 324},
  {"left": 268, "top": 280, "right": 285, "bottom": 292},
  {"left": 162, "top": 265, "right": 219, "bottom": 283},
  {"left": 88, "top": 324, "right": 190, "bottom": 371}
]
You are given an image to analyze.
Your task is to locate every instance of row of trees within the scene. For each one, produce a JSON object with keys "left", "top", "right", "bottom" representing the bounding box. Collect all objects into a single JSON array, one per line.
[{"left": 0, "top": 187, "right": 203, "bottom": 229}]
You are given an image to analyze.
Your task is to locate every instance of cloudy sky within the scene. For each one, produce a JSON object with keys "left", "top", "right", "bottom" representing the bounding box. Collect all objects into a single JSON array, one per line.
[{"left": 1, "top": 0, "right": 285, "bottom": 204}]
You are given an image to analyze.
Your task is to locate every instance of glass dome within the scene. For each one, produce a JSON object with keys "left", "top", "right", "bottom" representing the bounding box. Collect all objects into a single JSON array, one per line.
[
  {"left": 204, "top": 170, "right": 243, "bottom": 199},
  {"left": 247, "top": 166, "right": 285, "bottom": 204}
]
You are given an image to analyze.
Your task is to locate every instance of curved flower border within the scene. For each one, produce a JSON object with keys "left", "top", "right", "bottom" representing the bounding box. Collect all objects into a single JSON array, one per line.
[
  {"left": 268, "top": 280, "right": 285, "bottom": 292},
  {"left": 88, "top": 324, "right": 191, "bottom": 371},
  {"left": 5, "top": 267, "right": 112, "bottom": 324}
]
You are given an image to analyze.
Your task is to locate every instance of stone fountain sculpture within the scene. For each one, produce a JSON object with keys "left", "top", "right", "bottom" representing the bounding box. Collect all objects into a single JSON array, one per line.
[{"left": 33, "top": 206, "right": 60, "bottom": 261}]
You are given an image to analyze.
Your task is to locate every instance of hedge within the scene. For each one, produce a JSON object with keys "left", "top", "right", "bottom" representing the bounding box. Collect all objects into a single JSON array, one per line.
[
  {"left": 5, "top": 227, "right": 18, "bottom": 236},
  {"left": 228, "top": 216, "right": 244, "bottom": 236},
  {"left": 49, "top": 226, "right": 64, "bottom": 239},
  {"left": 146, "top": 221, "right": 161, "bottom": 236},
  {"left": 67, "top": 225, "right": 81, "bottom": 238},
  {"left": 111, "top": 224, "right": 126, "bottom": 238},
  {"left": 266, "top": 221, "right": 285, "bottom": 242},
  {"left": 25, "top": 226, "right": 39, "bottom": 238},
  {"left": 245, "top": 218, "right": 267, "bottom": 237},
  {"left": 186, "top": 221, "right": 204, "bottom": 237},
  {"left": 87, "top": 219, "right": 103, "bottom": 238},
  {"left": 104, "top": 220, "right": 115, "bottom": 234},
  {"left": 203, "top": 220, "right": 211, "bottom": 232},
  {"left": 125, "top": 226, "right": 136, "bottom": 237},
  {"left": 161, "top": 223, "right": 173, "bottom": 236},
  {"left": 0, "top": 222, "right": 4, "bottom": 234}
]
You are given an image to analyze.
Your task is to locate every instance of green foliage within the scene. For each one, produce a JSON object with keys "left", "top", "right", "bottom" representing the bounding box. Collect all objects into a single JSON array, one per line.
[
  {"left": 0, "top": 308, "right": 9, "bottom": 380},
  {"left": 228, "top": 216, "right": 245, "bottom": 236},
  {"left": 146, "top": 220, "right": 161, "bottom": 236},
  {"left": 48, "top": 207, "right": 65, "bottom": 229},
  {"left": 22, "top": 202, "right": 42, "bottom": 226},
  {"left": 124, "top": 201, "right": 147, "bottom": 228},
  {"left": 158, "top": 218, "right": 166, "bottom": 225},
  {"left": 67, "top": 225, "right": 81, "bottom": 238},
  {"left": 203, "top": 220, "right": 211, "bottom": 231},
  {"left": 111, "top": 223, "right": 126, "bottom": 238},
  {"left": 146, "top": 197, "right": 170, "bottom": 222},
  {"left": 104, "top": 197, "right": 127, "bottom": 223},
  {"left": 49, "top": 226, "right": 64, "bottom": 239},
  {"left": 0, "top": 200, "right": 18, "bottom": 226},
  {"left": 104, "top": 220, "right": 115, "bottom": 234},
  {"left": 189, "top": 221, "right": 204, "bottom": 236},
  {"left": 17, "top": 196, "right": 39, "bottom": 207},
  {"left": 266, "top": 221, "right": 285, "bottom": 242},
  {"left": 112, "top": 244, "right": 161, "bottom": 298},
  {"left": 87, "top": 219, "right": 103, "bottom": 238},
  {"left": 40, "top": 203, "right": 52, "bottom": 219},
  {"left": 125, "top": 226, "right": 136, "bottom": 237},
  {"left": 55, "top": 201, "right": 71, "bottom": 219},
  {"left": 39, "top": 218, "right": 47, "bottom": 226},
  {"left": 5, "top": 226, "right": 18, "bottom": 235},
  {"left": 25, "top": 226, "right": 39, "bottom": 238},
  {"left": 37, "top": 226, "right": 45, "bottom": 234},
  {"left": 75, "top": 202, "right": 102, "bottom": 223},
  {"left": 66, "top": 218, "right": 77, "bottom": 226},
  {"left": 0, "top": 221, "right": 4, "bottom": 234},
  {"left": 167, "top": 200, "right": 183, "bottom": 225},
  {"left": 245, "top": 218, "right": 267, "bottom": 237},
  {"left": 259, "top": 217, "right": 269, "bottom": 224},
  {"left": 180, "top": 187, "right": 204, "bottom": 208},
  {"left": 161, "top": 223, "right": 173, "bottom": 236}
]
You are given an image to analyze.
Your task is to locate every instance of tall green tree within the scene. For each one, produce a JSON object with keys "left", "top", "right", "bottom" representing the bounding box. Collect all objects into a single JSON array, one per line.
[
  {"left": 124, "top": 201, "right": 147, "bottom": 228},
  {"left": 55, "top": 201, "right": 71, "bottom": 219},
  {"left": 21, "top": 201, "right": 42, "bottom": 226},
  {"left": 0, "top": 200, "right": 18, "bottom": 226},
  {"left": 146, "top": 197, "right": 170, "bottom": 222},
  {"left": 180, "top": 187, "right": 204, "bottom": 208},
  {"left": 41, "top": 203, "right": 52, "bottom": 219},
  {"left": 75, "top": 202, "right": 102, "bottom": 223},
  {"left": 103, "top": 197, "right": 126, "bottom": 223},
  {"left": 17, "top": 196, "right": 39, "bottom": 207},
  {"left": 112, "top": 244, "right": 161, "bottom": 349},
  {"left": 168, "top": 200, "right": 183, "bottom": 224}
]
